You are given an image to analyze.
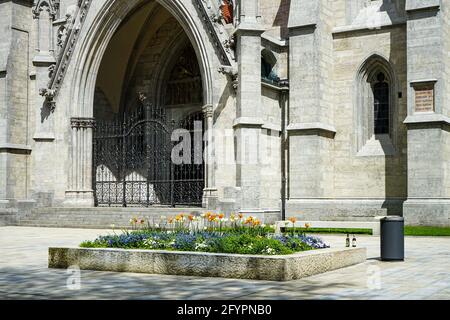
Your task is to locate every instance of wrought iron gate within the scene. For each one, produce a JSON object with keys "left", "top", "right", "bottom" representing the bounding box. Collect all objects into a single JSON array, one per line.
[{"left": 93, "top": 101, "right": 205, "bottom": 207}]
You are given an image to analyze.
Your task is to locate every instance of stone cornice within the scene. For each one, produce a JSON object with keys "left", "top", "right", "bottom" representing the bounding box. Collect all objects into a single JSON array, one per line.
[
  {"left": 233, "top": 23, "right": 265, "bottom": 36},
  {"left": 287, "top": 122, "right": 337, "bottom": 138},
  {"left": 0, "top": 144, "right": 32, "bottom": 154},
  {"left": 287, "top": 122, "right": 336, "bottom": 133},
  {"left": 261, "top": 34, "right": 288, "bottom": 48},
  {"left": 262, "top": 79, "right": 290, "bottom": 92},
  {"left": 261, "top": 123, "right": 282, "bottom": 133},
  {"left": 405, "top": 0, "right": 440, "bottom": 12},
  {"left": 233, "top": 117, "right": 264, "bottom": 129},
  {"left": 404, "top": 113, "right": 450, "bottom": 128},
  {"left": 332, "top": 21, "right": 406, "bottom": 36}
]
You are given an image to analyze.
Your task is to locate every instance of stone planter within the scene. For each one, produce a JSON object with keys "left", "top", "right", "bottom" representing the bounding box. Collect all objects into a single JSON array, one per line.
[{"left": 49, "top": 247, "right": 366, "bottom": 281}]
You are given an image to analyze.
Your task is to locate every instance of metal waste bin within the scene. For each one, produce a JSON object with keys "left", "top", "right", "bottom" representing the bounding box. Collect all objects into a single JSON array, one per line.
[{"left": 380, "top": 216, "right": 404, "bottom": 261}]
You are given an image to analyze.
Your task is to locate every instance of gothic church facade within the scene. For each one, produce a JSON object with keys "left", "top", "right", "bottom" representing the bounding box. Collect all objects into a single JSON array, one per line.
[{"left": 1, "top": 0, "right": 449, "bottom": 226}]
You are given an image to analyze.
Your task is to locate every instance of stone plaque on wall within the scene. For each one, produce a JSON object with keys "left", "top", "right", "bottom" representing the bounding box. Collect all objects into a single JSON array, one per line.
[{"left": 413, "top": 82, "right": 435, "bottom": 113}]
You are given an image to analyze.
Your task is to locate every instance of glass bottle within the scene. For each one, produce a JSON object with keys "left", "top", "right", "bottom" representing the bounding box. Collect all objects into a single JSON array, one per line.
[{"left": 346, "top": 234, "right": 350, "bottom": 247}]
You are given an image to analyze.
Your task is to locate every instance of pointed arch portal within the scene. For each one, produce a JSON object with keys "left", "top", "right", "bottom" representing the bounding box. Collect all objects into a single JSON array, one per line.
[{"left": 65, "top": 0, "right": 213, "bottom": 207}]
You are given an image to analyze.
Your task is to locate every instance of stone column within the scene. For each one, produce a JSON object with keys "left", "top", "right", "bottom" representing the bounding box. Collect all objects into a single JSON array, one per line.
[
  {"left": 202, "top": 104, "right": 218, "bottom": 209},
  {"left": 233, "top": 0, "right": 265, "bottom": 214},
  {"left": 0, "top": 1, "right": 33, "bottom": 209},
  {"left": 286, "top": 0, "right": 336, "bottom": 217},
  {"left": 30, "top": 1, "right": 59, "bottom": 207},
  {"left": 64, "top": 117, "right": 96, "bottom": 207},
  {"left": 403, "top": 0, "right": 450, "bottom": 226},
  {"left": 32, "top": 1, "right": 57, "bottom": 140}
]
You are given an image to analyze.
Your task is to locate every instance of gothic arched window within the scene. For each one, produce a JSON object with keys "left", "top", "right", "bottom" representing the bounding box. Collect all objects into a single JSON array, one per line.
[
  {"left": 355, "top": 54, "right": 398, "bottom": 156},
  {"left": 261, "top": 49, "right": 279, "bottom": 84},
  {"left": 373, "top": 72, "right": 390, "bottom": 135}
]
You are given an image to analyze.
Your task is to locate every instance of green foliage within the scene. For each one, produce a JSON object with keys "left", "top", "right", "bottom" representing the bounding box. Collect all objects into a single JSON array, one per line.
[
  {"left": 404, "top": 226, "right": 450, "bottom": 237},
  {"left": 211, "top": 234, "right": 293, "bottom": 255},
  {"left": 79, "top": 230, "right": 330, "bottom": 255},
  {"left": 284, "top": 227, "right": 373, "bottom": 235}
]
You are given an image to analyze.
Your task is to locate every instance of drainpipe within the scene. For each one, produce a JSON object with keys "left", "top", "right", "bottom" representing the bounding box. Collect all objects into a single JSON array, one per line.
[{"left": 280, "top": 80, "right": 289, "bottom": 221}]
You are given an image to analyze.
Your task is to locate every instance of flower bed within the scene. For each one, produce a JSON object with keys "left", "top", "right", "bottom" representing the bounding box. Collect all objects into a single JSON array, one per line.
[
  {"left": 80, "top": 214, "right": 329, "bottom": 256},
  {"left": 81, "top": 231, "right": 329, "bottom": 256},
  {"left": 49, "top": 214, "right": 367, "bottom": 281}
]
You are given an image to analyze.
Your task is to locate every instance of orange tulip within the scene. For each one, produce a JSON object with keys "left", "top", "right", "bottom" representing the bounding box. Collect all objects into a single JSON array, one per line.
[
  {"left": 288, "top": 217, "right": 297, "bottom": 224},
  {"left": 244, "top": 217, "right": 254, "bottom": 225},
  {"left": 188, "top": 215, "right": 194, "bottom": 221}
]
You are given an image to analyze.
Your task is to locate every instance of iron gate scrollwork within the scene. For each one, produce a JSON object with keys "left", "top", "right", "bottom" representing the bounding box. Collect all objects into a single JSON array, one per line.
[{"left": 93, "top": 100, "right": 205, "bottom": 207}]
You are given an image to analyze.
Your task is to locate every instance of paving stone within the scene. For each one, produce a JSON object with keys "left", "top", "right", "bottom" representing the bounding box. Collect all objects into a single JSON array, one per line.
[{"left": 0, "top": 227, "right": 449, "bottom": 299}]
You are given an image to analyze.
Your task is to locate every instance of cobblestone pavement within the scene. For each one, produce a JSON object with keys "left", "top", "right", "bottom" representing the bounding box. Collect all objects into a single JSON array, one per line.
[{"left": 0, "top": 226, "right": 449, "bottom": 300}]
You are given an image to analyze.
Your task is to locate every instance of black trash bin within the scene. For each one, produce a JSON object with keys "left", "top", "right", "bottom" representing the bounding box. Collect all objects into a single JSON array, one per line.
[{"left": 380, "top": 216, "right": 404, "bottom": 261}]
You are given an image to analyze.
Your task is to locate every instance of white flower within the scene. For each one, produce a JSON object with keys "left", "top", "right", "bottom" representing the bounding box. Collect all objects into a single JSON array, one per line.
[
  {"left": 195, "top": 242, "right": 208, "bottom": 250},
  {"left": 144, "top": 238, "right": 158, "bottom": 248},
  {"left": 263, "top": 246, "right": 276, "bottom": 255}
]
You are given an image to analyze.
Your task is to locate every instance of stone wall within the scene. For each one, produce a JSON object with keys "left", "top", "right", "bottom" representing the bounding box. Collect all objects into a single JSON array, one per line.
[
  {"left": 332, "top": 26, "right": 408, "bottom": 200},
  {"left": 403, "top": 0, "right": 450, "bottom": 226},
  {"left": 0, "top": 0, "right": 448, "bottom": 226},
  {"left": 260, "top": 0, "right": 291, "bottom": 39},
  {"left": 0, "top": 1, "right": 32, "bottom": 206}
]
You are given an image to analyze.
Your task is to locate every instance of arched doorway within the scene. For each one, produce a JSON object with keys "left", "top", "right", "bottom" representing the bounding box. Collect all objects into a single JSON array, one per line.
[{"left": 92, "top": 3, "right": 205, "bottom": 207}]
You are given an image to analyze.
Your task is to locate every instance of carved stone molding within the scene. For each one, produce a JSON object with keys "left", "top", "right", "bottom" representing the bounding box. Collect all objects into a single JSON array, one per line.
[
  {"left": 71, "top": 117, "right": 96, "bottom": 129},
  {"left": 40, "top": 0, "right": 235, "bottom": 107},
  {"left": 202, "top": 104, "right": 214, "bottom": 118},
  {"left": 39, "top": 0, "right": 93, "bottom": 107},
  {"left": 33, "top": 0, "right": 59, "bottom": 19},
  {"left": 194, "top": 0, "right": 236, "bottom": 67}
]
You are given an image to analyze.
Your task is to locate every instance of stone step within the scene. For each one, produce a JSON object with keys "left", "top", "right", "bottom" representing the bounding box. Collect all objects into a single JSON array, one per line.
[
  {"left": 0, "top": 213, "right": 17, "bottom": 226},
  {"left": 17, "top": 221, "right": 127, "bottom": 230},
  {"left": 15, "top": 207, "right": 209, "bottom": 229}
]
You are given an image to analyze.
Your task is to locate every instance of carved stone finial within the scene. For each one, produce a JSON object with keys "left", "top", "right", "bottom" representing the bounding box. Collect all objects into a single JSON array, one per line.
[
  {"left": 218, "top": 65, "right": 238, "bottom": 91},
  {"left": 39, "top": 88, "right": 55, "bottom": 99},
  {"left": 33, "top": 0, "right": 58, "bottom": 19},
  {"left": 39, "top": 88, "right": 56, "bottom": 110},
  {"left": 138, "top": 92, "right": 148, "bottom": 103}
]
